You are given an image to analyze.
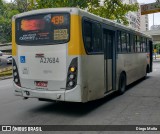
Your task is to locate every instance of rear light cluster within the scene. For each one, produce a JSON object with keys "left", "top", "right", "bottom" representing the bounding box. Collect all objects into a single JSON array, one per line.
[
  {"left": 12, "top": 58, "right": 21, "bottom": 87},
  {"left": 66, "top": 57, "right": 78, "bottom": 90}
]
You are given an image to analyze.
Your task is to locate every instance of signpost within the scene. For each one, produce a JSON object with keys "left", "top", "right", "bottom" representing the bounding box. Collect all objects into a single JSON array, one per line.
[{"left": 141, "top": 2, "right": 160, "bottom": 15}]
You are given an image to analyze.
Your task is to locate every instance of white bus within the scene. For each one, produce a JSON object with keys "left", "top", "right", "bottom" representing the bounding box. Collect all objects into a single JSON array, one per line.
[{"left": 12, "top": 8, "right": 153, "bottom": 102}]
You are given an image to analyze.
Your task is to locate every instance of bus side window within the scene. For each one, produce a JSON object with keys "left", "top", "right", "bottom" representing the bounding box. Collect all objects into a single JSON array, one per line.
[
  {"left": 117, "top": 31, "right": 122, "bottom": 53},
  {"left": 133, "top": 35, "right": 137, "bottom": 52},
  {"left": 131, "top": 34, "right": 135, "bottom": 52},
  {"left": 92, "top": 23, "right": 102, "bottom": 53},
  {"left": 132, "top": 35, "right": 136, "bottom": 53},
  {"left": 126, "top": 33, "right": 130, "bottom": 52},
  {"left": 83, "top": 21, "right": 92, "bottom": 53},
  {"left": 136, "top": 36, "right": 141, "bottom": 52},
  {"left": 83, "top": 20, "right": 102, "bottom": 54},
  {"left": 121, "top": 32, "right": 127, "bottom": 53},
  {"left": 140, "top": 37, "right": 143, "bottom": 52},
  {"left": 142, "top": 37, "right": 146, "bottom": 52}
]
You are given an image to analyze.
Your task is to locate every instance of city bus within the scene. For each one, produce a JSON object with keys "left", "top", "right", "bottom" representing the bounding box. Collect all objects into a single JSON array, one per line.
[{"left": 12, "top": 8, "right": 153, "bottom": 102}]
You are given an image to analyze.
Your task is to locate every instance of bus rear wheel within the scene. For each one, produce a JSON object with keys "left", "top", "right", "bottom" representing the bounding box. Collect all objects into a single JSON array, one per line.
[{"left": 118, "top": 73, "right": 126, "bottom": 95}]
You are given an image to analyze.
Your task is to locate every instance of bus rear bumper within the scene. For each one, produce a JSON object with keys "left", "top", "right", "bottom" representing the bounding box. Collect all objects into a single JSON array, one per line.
[
  {"left": 13, "top": 83, "right": 83, "bottom": 102},
  {"left": 13, "top": 83, "right": 23, "bottom": 96}
]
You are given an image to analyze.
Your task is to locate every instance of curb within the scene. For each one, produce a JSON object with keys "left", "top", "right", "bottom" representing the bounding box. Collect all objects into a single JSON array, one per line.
[
  {"left": 153, "top": 57, "right": 160, "bottom": 62},
  {"left": 153, "top": 60, "right": 160, "bottom": 62},
  {"left": 0, "top": 76, "right": 13, "bottom": 80},
  {"left": 0, "top": 66, "right": 12, "bottom": 72}
]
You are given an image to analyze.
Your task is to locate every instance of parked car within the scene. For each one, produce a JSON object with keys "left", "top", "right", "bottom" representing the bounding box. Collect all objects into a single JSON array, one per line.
[{"left": 7, "top": 56, "right": 12, "bottom": 64}]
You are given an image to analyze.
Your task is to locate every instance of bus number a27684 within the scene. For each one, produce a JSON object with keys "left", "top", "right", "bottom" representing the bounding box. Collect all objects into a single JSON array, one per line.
[{"left": 40, "top": 57, "right": 59, "bottom": 64}]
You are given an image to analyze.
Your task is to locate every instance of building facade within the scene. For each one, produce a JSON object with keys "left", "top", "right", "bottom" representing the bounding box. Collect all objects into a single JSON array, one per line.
[
  {"left": 121, "top": 0, "right": 141, "bottom": 30},
  {"left": 140, "top": 14, "right": 149, "bottom": 31},
  {"left": 122, "top": 0, "right": 149, "bottom": 31}
]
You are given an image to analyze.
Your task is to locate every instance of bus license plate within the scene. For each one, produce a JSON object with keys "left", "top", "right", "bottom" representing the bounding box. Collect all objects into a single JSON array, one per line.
[{"left": 35, "top": 81, "right": 48, "bottom": 87}]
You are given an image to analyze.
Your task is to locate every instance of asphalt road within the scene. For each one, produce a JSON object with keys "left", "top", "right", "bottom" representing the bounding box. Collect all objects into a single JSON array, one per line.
[{"left": 0, "top": 62, "right": 160, "bottom": 134}]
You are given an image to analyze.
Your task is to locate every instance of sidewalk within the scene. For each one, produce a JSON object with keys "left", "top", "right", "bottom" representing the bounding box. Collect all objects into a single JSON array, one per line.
[{"left": 153, "top": 57, "right": 160, "bottom": 62}]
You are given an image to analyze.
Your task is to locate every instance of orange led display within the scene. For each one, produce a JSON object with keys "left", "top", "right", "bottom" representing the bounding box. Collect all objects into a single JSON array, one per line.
[
  {"left": 21, "top": 19, "right": 45, "bottom": 31},
  {"left": 51, "top": 16, "right": 64, "bottom": 25}
]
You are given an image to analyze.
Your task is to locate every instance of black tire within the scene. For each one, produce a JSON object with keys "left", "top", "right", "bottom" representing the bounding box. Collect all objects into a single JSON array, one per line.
[{"left": 118, "top": 73, "right": 126, "bottom": 95}]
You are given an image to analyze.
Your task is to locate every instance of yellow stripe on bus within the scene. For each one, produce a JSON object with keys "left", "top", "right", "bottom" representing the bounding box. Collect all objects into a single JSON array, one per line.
[
  {"left": 68, "top": 15, "right": 86, "bottom": 55},
  {"left": 12, "top": 20, "right": 17, "bottom": 56}
]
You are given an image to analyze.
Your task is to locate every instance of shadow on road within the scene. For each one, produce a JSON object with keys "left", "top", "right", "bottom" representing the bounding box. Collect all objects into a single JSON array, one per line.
[
  {"left": 29, "top": 93, "right": 117, "bottom": 116},
  {"left": 126, "top": 75, "right": 151, "bottom": 91},
  {"left": 28, "top": 76, "right": 151, "bottom": 116}
]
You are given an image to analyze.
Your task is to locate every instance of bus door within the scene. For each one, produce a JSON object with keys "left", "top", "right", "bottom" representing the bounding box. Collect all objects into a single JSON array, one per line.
[{"left": 103, "top": 29, "right": 116, "bottom": 92}]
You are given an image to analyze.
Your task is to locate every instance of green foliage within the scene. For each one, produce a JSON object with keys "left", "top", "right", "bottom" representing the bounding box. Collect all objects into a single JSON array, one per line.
[
  {"left": 30, "top": 0, "right": 99, "bottom": 9},
  {"left": 0, "top": 0, "right": 19, "bottom": 43},
  {"left": 90, "top": 0, "right": 139, "bottom": 25},
  {"left": 155, "top": 43, "right": 160, "bottom": 54}
]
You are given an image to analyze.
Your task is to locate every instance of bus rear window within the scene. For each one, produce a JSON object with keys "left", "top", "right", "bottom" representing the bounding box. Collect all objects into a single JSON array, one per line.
[{"left": 16, "top": 13, "right": 70, "bottom": 45}]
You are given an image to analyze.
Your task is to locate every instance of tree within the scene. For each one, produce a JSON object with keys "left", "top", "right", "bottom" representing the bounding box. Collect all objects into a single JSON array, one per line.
[
  {"left": 0, "top": 0, "right": 19, "bottom": 43},
  {"left": 29, "top": 0, "right": 99, "bottom": 10},
  {"left": 154, "top": 43, "right": 160, "bottom": 54},
  {"left": 13, "top": 0, "right": 29, "bottom": 12},
  {"left": 90, "top": 0, "right": 139, "bottom": 25}
]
